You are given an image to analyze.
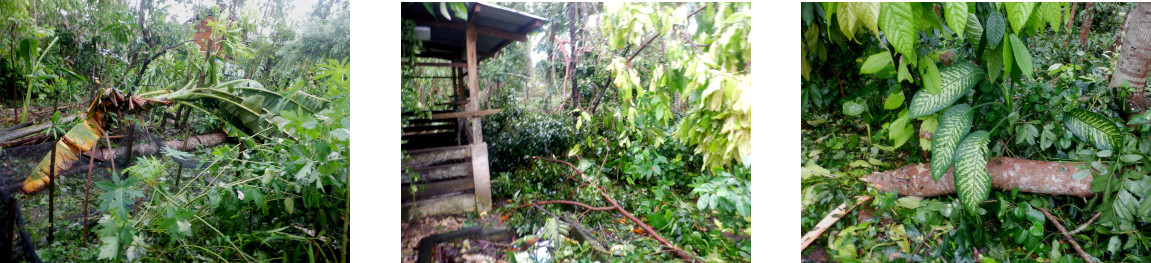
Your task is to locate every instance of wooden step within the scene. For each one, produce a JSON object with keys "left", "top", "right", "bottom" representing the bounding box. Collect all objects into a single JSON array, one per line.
[
  {"left": 402, "top": 124, "right": 456, "bottom": 133},
  {"left": 401, "top": 176, "right": 475, "bottom": 201},
  {"left": 402, "top": 192, "right": 476, "bottom": 219},
  {"left": 402, "top": 162, "right": 471, "bottom": 183},
  {"left": 403, "top": 145, "right": 471, "bottom": 168}
]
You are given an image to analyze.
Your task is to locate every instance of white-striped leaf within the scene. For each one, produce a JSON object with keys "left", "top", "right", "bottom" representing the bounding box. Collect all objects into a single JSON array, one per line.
[
  {"left": 954, "top": 130, "right": 992, "bottom": 214},
  {"left": 931, "top": 104, "right": 973, "bottom": 182},
  {"left": 1064, "top": 109, "right": 1123, "bottom": 150},
  {"left": 908, "top": 62, "right": 984, "bottom": 119}
]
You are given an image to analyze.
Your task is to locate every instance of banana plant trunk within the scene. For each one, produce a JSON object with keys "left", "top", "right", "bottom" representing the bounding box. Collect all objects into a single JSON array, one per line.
[{"left": 1111, "top": 3, "right": 1151, "bottom": 113}]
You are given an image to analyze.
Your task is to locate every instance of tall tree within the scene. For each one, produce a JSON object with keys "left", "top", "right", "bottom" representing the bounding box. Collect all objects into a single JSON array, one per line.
[{"left": 1110, "top": 3, "right": 1151, "bottom": 113}]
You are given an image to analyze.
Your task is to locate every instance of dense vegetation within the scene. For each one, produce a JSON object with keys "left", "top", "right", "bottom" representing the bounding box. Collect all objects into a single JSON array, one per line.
[
  {"left": 402, "top": 2, "right": 751, "bottom": 262},
  {"left": 1, "top": 0, "right": 349, "bottom": 261},
  {"left": 802, "top": 2, "right": 1151, "bottom": 262}
]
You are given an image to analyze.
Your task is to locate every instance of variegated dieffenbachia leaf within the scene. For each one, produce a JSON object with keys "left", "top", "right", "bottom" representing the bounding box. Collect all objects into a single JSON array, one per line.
[
  {"left": 1064, "top": 109, "right": 1123, "bottom": 150},
  {"left": 931, "top": 104, "right": 973, "bottom": 182},
  {"left": 954, "top": 130, "right": 992, "bottom": 214},
  {"left": 908, "top": 62, "right": 984, "bottom": 119}
]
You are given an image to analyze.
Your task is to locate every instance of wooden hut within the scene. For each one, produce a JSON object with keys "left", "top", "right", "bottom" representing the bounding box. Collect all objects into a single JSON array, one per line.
[{"left": 401, "top": 3, "right": 545, "bottom": 218}]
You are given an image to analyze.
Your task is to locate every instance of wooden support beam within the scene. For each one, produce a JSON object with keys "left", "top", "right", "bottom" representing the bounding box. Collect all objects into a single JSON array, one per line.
[
  {"left": 402, "top": 176, "right": 476, "bottom": 201},
  {"left": 466, "top": 20, "right": 484, "bottom": 144},
  {"left": 415, "top": 18, "right": 528, "bottom": 42}
]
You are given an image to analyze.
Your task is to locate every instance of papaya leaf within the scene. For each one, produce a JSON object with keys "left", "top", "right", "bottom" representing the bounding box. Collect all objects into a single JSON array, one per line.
[
  {"left": 954, "top": 130, "right": 992, "bottom": 214},
  {"left": 931, "top": 104, "right": 974, "bottom": 182},
  {"left": 1064, "top": 109, "right": 1123, "bottom": 150},
  {"left": 908, "top": 62, "right": 984, "bottom": 119}
]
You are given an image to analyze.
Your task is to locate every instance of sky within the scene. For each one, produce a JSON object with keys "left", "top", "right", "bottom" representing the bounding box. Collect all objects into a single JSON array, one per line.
[{"left": 160, "top": 0, "right": 321, "bottom": 24}]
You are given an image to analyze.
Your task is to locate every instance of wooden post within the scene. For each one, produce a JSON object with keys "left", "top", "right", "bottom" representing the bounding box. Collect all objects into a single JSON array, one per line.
[
  {"left": 466, "top": 19, "right": 483, "bottom": 145},
  {"left": 471, "top": 143, "right": 491, "bottom": 213}
]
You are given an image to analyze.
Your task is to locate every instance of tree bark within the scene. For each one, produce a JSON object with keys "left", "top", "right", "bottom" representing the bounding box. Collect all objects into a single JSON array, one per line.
[
  {"left": 862, "top": 157, "right": 1095, "bottom": 197},
  {"left": 1078, "top": 3, "right": 1096, "bottom": 48},
  {"left": 569, "top": 3, "right": 580, "bottom": 113},
  {"left": 1066, "top": 3, "right": 1078, "bottom": 47},
  {"left": 1110, "top": 3, "right": 1151, "bottom": 113}
]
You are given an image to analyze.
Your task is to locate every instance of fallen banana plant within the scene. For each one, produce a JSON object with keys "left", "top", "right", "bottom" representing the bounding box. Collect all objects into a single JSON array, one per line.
[{"left": 20, "top": 79, "right": 330, "bottom": 194}]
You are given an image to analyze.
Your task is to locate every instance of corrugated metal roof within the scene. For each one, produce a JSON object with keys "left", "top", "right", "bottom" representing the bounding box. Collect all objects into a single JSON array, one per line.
[{"left": 402, "top": 2, "right": 547, "bottom": 62}]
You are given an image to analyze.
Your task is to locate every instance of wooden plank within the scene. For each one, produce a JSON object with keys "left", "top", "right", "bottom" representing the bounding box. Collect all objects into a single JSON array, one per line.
[
  {"left": 408, "top": 62, "right": 467, "bottom": 67},
  {"left": 402, "top": 124, "right": 456, "bottom": 133},
  {"left": 402, "top": 162, "right": 472, "bottom": 183},
  {"left": 472, "top": 142, "right": 492, "bottom": 213},
  {"left": 401, "top": 176, "right": 475, "bottom": 201},
  {"left": 423, "top": 109, "right": 501, "bottom": 120},
  {"left": 401, "top": 133, "right": 460, "bottom": 150},
  {"left": 402, "top": 192, "right": 477, "bottom": 219},
  {"left": 403, "top": 145, "right": 471, "bottom": 167}
]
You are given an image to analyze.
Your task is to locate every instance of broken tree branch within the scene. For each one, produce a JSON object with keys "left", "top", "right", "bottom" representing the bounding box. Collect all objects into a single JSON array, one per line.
[
  {"left": 800, "top": 195, "right": 873, "bottom": 252},
  {"left": 1070, "top": 212, "right": 1103, "bottom": 235},
  {"left": 523, "top": 156, "right": 700, "bottom": 262},
  {"left": 1039, "top": 208, "right": 1095, "bottom": 263},
  {"left": 862, "top": 157, "right": 1094, "bottom": 197}
]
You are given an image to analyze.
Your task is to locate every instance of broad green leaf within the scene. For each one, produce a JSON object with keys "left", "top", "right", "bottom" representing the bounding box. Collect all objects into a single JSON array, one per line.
[
  {"left": 1040, "top": 2, "right": 1063, "bottom": 33},
  {"left": 954, "top": 130, "right": 992, "bottom": 214},
  {"left": 908, "top": 62, "right": 984, "bottom": 119},
  {"left": 1009, "top": 34, "right": 1033, "bottom": 79},
  {"left": 986, "top": 10, "right": 1006, "bottom": 48},
  {"left": 823, "top": 2, "right": 838, "bottom": 23},
  {"left": 890, "top": 110, "right": 914, "bottom": 148},
  {"left": 98, "top": 237, "right": 120, "bottom": 260},
  {"left": 944, "top": 3, "right": 968, "bottom": 39},
  {"left": 843, "top": 100, "right": 867, "bottom": 116},
  {"left": 1072, "top": 169, "right": 1091, "bottom": 180},
  {"left": 1005, "top": 2, "right": 1035, "bottom": 34},
  {"left": 1120, "top": 154, "right": 1144, "bottom": 163},
  {"left": 931, "top": 104, "right": 973, "bottom": 182},
  {"left": 920, "top": 114, "right": 939, "bottom": 151},
  {"left": 881, "top": 2, "right": 918, "bottom": 62},
  {"left": 838, "top": 2, "right": 880, "bottom": 41},
  {"left": 897, "top": 196, "right": 924, "bottom": 209},
  {"left": 920, "top": 56, "right": 943, "bottom": 95},
  {"left": 985, "top": 42, "right": 1004, "bottom": 81},
  {"left": 1064, "top": 109, "right": 1123, "bottom": 150},
  {"left": 1129, "top": 110, "right": 1151, "bottom": 125},
  {"left": 965, "top": 13, "right": 984, "bottom": 48},
  {"left": 1002, "top": 36, "right": 1015, "bottom": 78},
  {"left": 897, "top": 55, "right": 914, "bottom": 83},
  {"left": 861, "top": 52, "right": 894, "bottom": 74},
  {"left": 884, "top": 91, "right": 905, "bottom": 110}
]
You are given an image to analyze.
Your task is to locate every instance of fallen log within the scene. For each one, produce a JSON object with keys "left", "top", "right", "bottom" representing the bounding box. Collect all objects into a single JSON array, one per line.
[
  {"left": 0, "top": 121, "right": 32, "bottom": 134},
  {"left": 0, "top": 134, "right": 48, "bottom": 148},
  {"left": 88, "top": 133, "right": 227, "bottom": 161},
  {"left": 0, "top": 115, "right": 80, "bottom": 142},
  {"left": 863, "top": 157, "right": 1095, "bottom": 197}
]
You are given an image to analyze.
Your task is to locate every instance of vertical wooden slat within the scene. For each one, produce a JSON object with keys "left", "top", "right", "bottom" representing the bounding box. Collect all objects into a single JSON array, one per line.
[{"left": 471, "top": 142, "right": 491, "bottom": 213}]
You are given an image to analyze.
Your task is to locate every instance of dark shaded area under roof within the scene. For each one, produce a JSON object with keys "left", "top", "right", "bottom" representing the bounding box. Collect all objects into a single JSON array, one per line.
[{"left": 402, "top": 2, "right": 547, "bottom": 62}]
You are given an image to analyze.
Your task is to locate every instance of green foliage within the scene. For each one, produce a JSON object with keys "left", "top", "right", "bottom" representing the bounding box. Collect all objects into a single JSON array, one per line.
[
  {"left": 954, "top": 130, "right": 992, "bottom": 214},
  {"left": 908, "top": 62, "right": 984, "bottom": 119},
  {"left": 879, "top": 2, "right": 918, "bottom": 62},
  {"left": 1065, "top": 108, "right": 1123, "bottom": 150},
  {"left": 931, "top": 104, "right": 974, "bottom": 182}
]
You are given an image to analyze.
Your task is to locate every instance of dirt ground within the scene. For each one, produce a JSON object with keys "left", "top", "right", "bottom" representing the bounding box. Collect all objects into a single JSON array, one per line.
[{"left": 401, "top": 199, "right": 515, "bottom": 263}]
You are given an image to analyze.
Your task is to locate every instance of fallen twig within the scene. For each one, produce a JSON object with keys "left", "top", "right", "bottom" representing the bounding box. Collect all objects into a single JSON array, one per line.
[
  {"left": 800, "top": 195, "right": 873, "bottom": 252},
  {"left": 1069, "top": 212, "right": 1102, "bottom": 235},
  {"left": 1039, "top": 208, "right": 1094, "bottom": 263}
]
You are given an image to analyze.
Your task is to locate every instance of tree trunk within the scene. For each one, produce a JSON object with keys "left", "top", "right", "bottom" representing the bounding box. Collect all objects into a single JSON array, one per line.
[
  {"left": 862, "top": 157, "right": 1095, "bottom": 197},
  {"left": 1111, "top": 3, "right": 1151, "bottom": 113},
  {"left": 568, "top": 3, "right": 580, "bottom": 113},
  {"left": 1078, "top": 3, "right": 1096, "bottom": 48}
]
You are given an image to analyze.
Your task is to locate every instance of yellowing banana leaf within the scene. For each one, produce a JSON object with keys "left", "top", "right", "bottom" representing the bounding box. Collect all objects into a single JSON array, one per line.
[{"left": 22, "top": 111, "right": 105, "bottom": 193}]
